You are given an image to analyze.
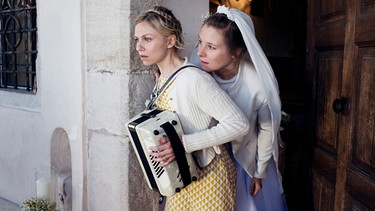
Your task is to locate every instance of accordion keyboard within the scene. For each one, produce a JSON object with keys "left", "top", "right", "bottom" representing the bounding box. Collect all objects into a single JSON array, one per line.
[{"left": 151, "top": 155, "right": 165, "bottom": 178}]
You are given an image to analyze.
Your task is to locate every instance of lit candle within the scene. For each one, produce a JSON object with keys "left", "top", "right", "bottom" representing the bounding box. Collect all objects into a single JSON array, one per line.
[{"left": 36, "top": 178, "right": 51, "bottom": 201}]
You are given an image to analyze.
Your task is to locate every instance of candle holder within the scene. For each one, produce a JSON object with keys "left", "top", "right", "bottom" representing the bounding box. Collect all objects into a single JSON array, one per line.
[
  {"left": 20, "top": 168, "right": 57, "bottom": 211},
  {"left": 34, "top": 169, "right": 52, "bottom": 202}
]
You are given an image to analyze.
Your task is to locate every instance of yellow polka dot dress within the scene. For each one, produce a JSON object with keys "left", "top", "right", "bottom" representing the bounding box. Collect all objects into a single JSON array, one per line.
[{"left": 155, "top": 77, "right": 237, "bottom": 211}]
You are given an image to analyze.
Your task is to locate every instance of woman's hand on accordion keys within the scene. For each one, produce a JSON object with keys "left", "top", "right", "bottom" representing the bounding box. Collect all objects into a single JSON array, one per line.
[{"left": 149, "top": 137, "right": 176, "bottom": 167}]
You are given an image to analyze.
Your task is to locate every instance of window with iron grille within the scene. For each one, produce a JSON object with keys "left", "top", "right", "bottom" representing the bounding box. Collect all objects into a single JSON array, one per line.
[{"left": 0, "top": 0, "right": 37, "bottom": 92}]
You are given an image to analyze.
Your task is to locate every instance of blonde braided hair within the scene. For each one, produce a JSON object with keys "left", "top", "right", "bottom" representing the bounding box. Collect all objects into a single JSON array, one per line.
[{"left": 136, "top": 6, "right": 184, "bottom": 50}]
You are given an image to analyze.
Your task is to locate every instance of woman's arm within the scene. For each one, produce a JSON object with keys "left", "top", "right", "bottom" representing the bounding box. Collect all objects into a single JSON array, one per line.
[
  {"left": 254, "top": 104, "right": 274, "bottom": 178},
  {"left": 149, "top": 69, "right": 249, "bottom": 166},
  {"left": 181, "top": 71, "right": 250, "bottom": 153}
]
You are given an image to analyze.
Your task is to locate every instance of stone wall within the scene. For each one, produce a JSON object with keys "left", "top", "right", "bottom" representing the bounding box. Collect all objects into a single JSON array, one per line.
[{"left": 85, "top": 0, "right": 161, "bottom": 210}]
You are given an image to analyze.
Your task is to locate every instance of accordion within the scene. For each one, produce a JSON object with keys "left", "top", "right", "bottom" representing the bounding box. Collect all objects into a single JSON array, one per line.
[{"left": 126, "top": 109, "right": 198, "bottom": 196}]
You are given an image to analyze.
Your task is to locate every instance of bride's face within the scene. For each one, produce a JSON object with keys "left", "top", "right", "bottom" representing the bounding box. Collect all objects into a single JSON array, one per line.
[{"left": 197, "top": 25, "right": 237, "bottom": 77}]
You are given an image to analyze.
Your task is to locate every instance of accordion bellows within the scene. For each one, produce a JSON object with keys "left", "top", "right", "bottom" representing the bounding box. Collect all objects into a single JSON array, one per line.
[{"left": 126, "top": 109, "right": 198, "bottom": 196}]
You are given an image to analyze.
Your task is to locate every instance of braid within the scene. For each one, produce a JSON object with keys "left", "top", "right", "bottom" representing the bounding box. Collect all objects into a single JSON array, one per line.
[
  {"left": 146, "top": 8, "right": 178, "bottom": 28},
  {"left": 136, "top": 6, "right": 184, "bottom": 50}
]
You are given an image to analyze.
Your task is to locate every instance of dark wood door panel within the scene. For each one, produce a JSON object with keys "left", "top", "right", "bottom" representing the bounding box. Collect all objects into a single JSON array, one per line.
[
  {"left": 345, "top": 167, "right": 375, "bottom": 209},
  {"left": 316, "top": 23, "right": 345, "bottom": 47},
  {"left": 316, "top": 50, "right": 343, "bottom": 153},
  {"left": 315, "top": 0, "right": 345, "bottom": 47},
  {"left": 312, "top": 170, "right": 335, "bottom": 211},
  {"left": 313, "top": 147, "right": 337, "bottom": 181},
  {"left": 359, "top": 0, "right": 375, "bottom": 14},
  {"left": 309, "top": 0, "right": 375, "bottom": 209},
  {"left": 352, "top": 47, "right": 375, "bottom": 177},
  {"left": 345, "top": 193, "right": 373, "bottom": 211},
  {"left": 317, "top": 0, "right": 345, "bottom": 23},
  {"left": 355, "top": 15, "right": 375, "bottom": 45}
]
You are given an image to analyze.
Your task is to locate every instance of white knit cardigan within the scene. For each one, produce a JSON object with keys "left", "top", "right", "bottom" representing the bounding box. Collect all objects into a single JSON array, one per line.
[{"left": 164, "top": 62, "right": 250, "bottom": 167}]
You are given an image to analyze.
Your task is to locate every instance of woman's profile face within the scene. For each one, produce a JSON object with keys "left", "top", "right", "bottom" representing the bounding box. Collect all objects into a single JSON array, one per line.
[
  {"left": 134, "top": 21, "right": 169, "bottom": 66},
  {"left": 197, "top": 24, "right": 234, "bottom": 74}
]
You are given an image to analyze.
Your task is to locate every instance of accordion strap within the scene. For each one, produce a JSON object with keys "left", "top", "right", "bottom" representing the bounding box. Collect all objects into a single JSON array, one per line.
[
  {"left": 147, "top": 65, "right": 197, "bottom": 109},
  {"left": 160, "top": 121, "right": 193, "bottom": 187}
]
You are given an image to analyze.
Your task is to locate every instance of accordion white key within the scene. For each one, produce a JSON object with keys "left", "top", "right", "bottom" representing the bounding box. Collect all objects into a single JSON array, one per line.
[{"left": 126, "top": 109, "right": 198, "bottom": 196}]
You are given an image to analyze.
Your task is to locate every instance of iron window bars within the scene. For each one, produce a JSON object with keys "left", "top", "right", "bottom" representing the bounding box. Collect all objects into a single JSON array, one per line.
[{"left": 0, "top": 0, "right": 37, "bottom": 91}]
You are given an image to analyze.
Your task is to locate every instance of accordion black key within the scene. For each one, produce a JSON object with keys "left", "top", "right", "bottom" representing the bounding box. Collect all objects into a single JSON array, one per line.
[{"left": 126, "top": 109, "right": 198, "bottom": 196}]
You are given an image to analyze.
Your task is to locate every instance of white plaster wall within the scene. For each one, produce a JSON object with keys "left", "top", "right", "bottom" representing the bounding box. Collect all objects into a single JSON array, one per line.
[{"left": 0, "top": 0, "right": 84, "bottom": 210}]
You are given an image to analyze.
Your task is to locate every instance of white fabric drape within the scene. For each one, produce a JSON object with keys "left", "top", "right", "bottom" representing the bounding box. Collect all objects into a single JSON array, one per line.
[{"left": 216, "top": 5, "right": 282, "bottom": 148}]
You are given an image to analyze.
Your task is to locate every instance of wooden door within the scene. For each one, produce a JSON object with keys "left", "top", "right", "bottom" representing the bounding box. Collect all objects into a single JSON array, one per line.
[{"left": 307, "top": 0, "right": 375, "bottom": 210}]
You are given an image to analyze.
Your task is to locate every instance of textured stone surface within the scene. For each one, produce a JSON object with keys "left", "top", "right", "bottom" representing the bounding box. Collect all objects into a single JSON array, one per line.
[
  {"left": 86, "top": 0, "right": 160, "bottom": 210},
  {"left": 128, "top": 1, "right": 162, "bottom": 211}
]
